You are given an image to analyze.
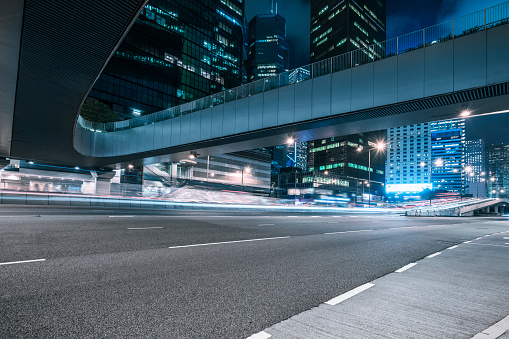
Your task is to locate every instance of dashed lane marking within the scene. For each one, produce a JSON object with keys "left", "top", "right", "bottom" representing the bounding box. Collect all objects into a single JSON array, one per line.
[
  {"left": 426, "top": 252, "right": 442, "bottom": 258},
  {"left": 395, "top": 263, "right": 417, "bottom": 273},
  {"left": 246, "top": 331, "right": 271, "bottom": 339},
  {"left": 168, "top": 236, "right": 291, "bottom": 249},
  {"left": 325, "top": 283, "right": 375, "bottom": 306},
  {"left": 447, "top": 245, "right": 459, "bottom": 250},
  {"left": 127, "top": 227, "right": 164, "bottom": 230},
  {"left": 0, "top": 259, "right": 46, "bottom": 266},
  {"left": 471, "top": 314, "right": 509, "bottom": 339},
  {"left": 257, "top": 224, "right": 275, "bottom": 226},
  {"left": 109, "top": 215, "right": 134, "bottom": 218},
  {"left": 324, "top": 230, "right": 372, "bottom": 235}
]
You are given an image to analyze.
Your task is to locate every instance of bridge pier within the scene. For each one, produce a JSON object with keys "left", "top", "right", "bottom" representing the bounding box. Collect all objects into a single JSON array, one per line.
[{"left": 91, "top": 171, "right": 116, "bottom": 196}]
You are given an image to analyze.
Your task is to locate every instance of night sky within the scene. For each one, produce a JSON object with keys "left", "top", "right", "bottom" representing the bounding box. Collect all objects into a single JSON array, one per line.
[{"left": 244, "top": 0, "right": 509, "bottom": 145}]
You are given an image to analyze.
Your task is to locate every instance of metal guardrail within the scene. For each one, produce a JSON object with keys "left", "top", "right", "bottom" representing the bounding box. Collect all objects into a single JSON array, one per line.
[{"left": 78, "top": 2, "right": 509, "bottom": 133}]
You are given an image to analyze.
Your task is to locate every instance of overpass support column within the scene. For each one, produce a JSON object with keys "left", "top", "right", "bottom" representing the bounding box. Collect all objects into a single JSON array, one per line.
[
  {"left": 486, "top": 207, "right": 490, "bottom": 214},
  {"left": 91, "top": 171, "right": 116, "bottom": 195},
  {"left": 500, "top": 206, "right": 504, "bottom": 215},
  {"left": 494, "top": 204, "right": 499, "bottom": 214}
]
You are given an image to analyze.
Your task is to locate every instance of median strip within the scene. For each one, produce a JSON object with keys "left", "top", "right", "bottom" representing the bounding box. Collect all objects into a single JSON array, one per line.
[
  {"left": 0, "top": 259, "right": 46, "bottom": 266},
  {"left": 325, "top": 283, "right": 375, "bottom": 306},
  {"left": 168, "top": 236, "right": 291, "bottom": 249}
]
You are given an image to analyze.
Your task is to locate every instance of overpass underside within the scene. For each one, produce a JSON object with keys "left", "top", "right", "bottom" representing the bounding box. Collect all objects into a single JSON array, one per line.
[{"left": 75, "top": 24, "right": 509, "bottom": 167}]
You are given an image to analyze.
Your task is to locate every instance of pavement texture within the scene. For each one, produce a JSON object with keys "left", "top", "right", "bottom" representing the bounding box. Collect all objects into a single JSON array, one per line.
[{"left": 252, "top": 229, "right": 509, "bottom": 339}]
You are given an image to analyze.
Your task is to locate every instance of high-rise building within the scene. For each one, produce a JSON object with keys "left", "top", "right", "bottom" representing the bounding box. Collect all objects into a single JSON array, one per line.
[
  {"left": 487, "top": 143, "right": 509, "bottom": 198},
  {"left": 430, "top": 119, "right": 465, "bottom": 192},
  {"left": 307, "top": 132, "right": 386, "bottom": 185},
  {"left": 386, "top": 123, "right": 432, "bottom": 189},
  {"left": 88, "top": 0, "right": 245, "bottom": 119},
  {"left": 464, "top": 139, "right": 486, "bottom": 184},
  {"left": 246, "top": 12, "right": 289, "bottom": 82},
  {"left": 310, "top": 0, "right": 386, "bottom": 63}
]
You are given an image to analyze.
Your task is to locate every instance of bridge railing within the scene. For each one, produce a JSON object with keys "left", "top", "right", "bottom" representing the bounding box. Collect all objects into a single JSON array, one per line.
[{"left": 78, "top": 1, "right": 509, "bottom": 133}]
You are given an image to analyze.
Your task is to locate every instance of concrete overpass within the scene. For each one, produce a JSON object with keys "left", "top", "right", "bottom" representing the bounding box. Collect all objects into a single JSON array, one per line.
[
  {"left": 75, "top": 10, "right": 509, "bottom": 167},
  {"left": 1, "top": 2, "right": 509, "bottom": 168}
]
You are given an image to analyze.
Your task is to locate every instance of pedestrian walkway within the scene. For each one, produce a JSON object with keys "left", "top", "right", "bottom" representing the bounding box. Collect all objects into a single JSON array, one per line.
[{"left": 249, "top": 229, "right": 509, "bottom": 339}]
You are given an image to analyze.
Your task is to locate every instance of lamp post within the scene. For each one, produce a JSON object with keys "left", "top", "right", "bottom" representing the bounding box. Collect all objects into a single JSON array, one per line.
[
  {"left": 490, "top": 177, "right": 495, "bottom": 198},
  {"left": 357, "top": 142, "right": 385, "bottom": 207},
  {"left": 240, "top": 166, "right": 251, "bottom": 190}
]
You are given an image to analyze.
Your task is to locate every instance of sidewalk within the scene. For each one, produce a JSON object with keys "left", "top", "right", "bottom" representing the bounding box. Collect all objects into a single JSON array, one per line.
[{"left": 249, "top": 229, "right": 509, "bottom": 339}]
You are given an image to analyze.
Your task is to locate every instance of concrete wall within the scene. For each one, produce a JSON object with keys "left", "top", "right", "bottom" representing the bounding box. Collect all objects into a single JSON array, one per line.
[{"left": 75, "top": 25, "right": 509, "bottom": 158}]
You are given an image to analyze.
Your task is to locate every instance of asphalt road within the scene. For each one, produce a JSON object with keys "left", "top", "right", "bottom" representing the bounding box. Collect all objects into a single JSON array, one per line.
[{"left": 1, "top": 205, "right": 507, "bottom": 338}]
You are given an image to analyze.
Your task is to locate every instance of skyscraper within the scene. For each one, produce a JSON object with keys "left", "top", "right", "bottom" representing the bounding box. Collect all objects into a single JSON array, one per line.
[
  {"left": 88, "top": 0, "right": 245, "bottom": 119},
  {"left": 246, "top": 12, "right": 289, "bottom": 82},
  {"left": 386, "top": 123, "right": 432, "bottom": 188},
  {"left": 430, "top": 119, "right": 465, "bottom": 192},
  {"left": 464, "top": 139, "right": 486, "bottom": 184},
  {"left": 310, "top": 0, "right": 386, "bottom": 63},
  {"left": 487, "top": 143, "right": 509, "bottom": 198}
]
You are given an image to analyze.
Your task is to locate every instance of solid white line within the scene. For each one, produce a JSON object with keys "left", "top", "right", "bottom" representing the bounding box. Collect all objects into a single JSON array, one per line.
[
  {"left": 168, "top": 236, "right": 291, "bottom": 249},
  {"left": 287, "top": 216, "right": 298, "bottom": 218},
  {"left": 426, "top": 252, "right": 442, "bottom": 258},
  {"left": 0, "top": 259, "right": 46, "bottom": 266},
  {"left": 464, "top": 241, "right": 473, "bottom": 243},
  {"left": 257, "top": 224, "right": 275, "bottom": 226},
  {"left": 504, "top": 237, "right": 509, "bottom": 239},
  {"left": 325, "top": 283, "right": 375, "bottom": 306},
  {"left": 127, "top": 227, "right": 163, "bottom": 230},
  {"left": 395, "top": 263, "right": 417, "bottom": 273},
  {"left": 311, "top": 216, "right": 321, "bottom": 218},
  {"left": 246, "top": 331, "right": 271, "bottom": 339},
  {"left": 447, "top": 245, "right": 459, "bottom": 250},
  {"left": 109, "top": 216, "right": 134, "bottom": 218},
  {"left": 471, "top": 314, "right": 509, "bottom": 339},
  {"left": 324, "top": 229, "right": 372, "bottom": 235}
]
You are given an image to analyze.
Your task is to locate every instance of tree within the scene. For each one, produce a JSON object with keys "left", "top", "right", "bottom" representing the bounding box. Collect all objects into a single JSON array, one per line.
[{"left": 80, "top": 99, "right": 120, "bottom": 123}]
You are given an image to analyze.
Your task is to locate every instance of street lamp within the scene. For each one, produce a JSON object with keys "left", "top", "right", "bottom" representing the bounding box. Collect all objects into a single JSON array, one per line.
[
  {"left": 490, "top": 177, "right": 496, "bottom": 198},
  {"left": 357, "top": 141, "right": 385, "bottom": 207},
  {"left": 287, "top": 137, "right": 298, "bottom": 204}
]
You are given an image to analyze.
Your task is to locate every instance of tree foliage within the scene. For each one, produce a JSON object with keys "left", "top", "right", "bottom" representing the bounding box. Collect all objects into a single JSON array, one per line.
[{"left": 80, "top": 99, "right": 120, "bottom": 123}]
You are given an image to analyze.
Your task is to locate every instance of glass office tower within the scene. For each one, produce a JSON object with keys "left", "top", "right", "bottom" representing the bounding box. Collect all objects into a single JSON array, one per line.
[
  {"left": 88, "top": 0, "right": 245, "bottom": 119},
  {"left": 430, "top": 119, "right": 465, "bottom": 192},
  {"left": 310, "top": 0, "right": 386, "bottom": 62},
  {"left": 246, "top": 13, "right": 289, "bottom": 82}
]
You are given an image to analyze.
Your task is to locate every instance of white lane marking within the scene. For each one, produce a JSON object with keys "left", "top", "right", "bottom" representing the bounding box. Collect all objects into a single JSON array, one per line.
[
  {"left": 333, "top": 216, "right": 343, "bottom": 218},
  {"left": 471, "top": 314, "right": 509, "bottom": 339},
  {"left": 426, "top": 252, "right": 442, "bottom": 258},
  {"left": 328, "top": 222, "right": 339, "bottom": 224},
  {"left": 109, "top": 216, "right": 134, "bottom": 218},
  {"left": 0, "top": 259, "right": 46, "bottom": 266},
  {"left": 311, "top": 216, "right": 321, "bottom": 218},
  {"left": 324, "top": 229, "right": 372, "bottom": 235},
  {"left": 168, "top": 236, "right": 290, "bottom": 249},
  {"left": 464, "top": 241, "right": 473, "bottom": 243},
  {"left": 127, "top": 227, "right": 164, "bottom": 230},
  {"left": 246, "top": 331, "right": 272, "bottom": 339},
  {"left": 325, "top": 283, "right": 375, "bottom": 306},
  {"left": 287, "top": 216, "right": 299, "bottom": 218},
  {"left": 257, "top": 224, "right": 275, "bottom": 226},
  {"left": 447, "top": 245, "right": 459, "bottom": 250},
  {"left": 395, "top": 263, "right": 417, "bottom": 273},
  {"left": 349, "top": 216, "right": 359, "bottom": 218},
  {"left": 504, "top": 237, "right": 509, "bottom": 239}
]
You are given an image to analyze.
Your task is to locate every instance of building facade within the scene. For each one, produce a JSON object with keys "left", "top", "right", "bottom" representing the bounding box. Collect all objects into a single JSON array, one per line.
[
  {"left": 310, "top": 0, "right": 386, "bottom": 63},
  {"left": 246, "top": 12, "right": 289, "bottom": 82},
  {"left": 487, "top": 143, "right": 509, "bottom": 198},
  {"left": 430, "top": 119, "right": 465, "bottom": 192},
  {"left": 464, "top": 139, "right": 486, "bottom": 184},
  {"left": 88, "top": 0, "right": 245, "bottom": 119},
  {"left": 386, "top": 123, "right": 432, "bottom": 189},
  {"left": 307, "top": 132, "right": 386, "bottom": 198}
]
